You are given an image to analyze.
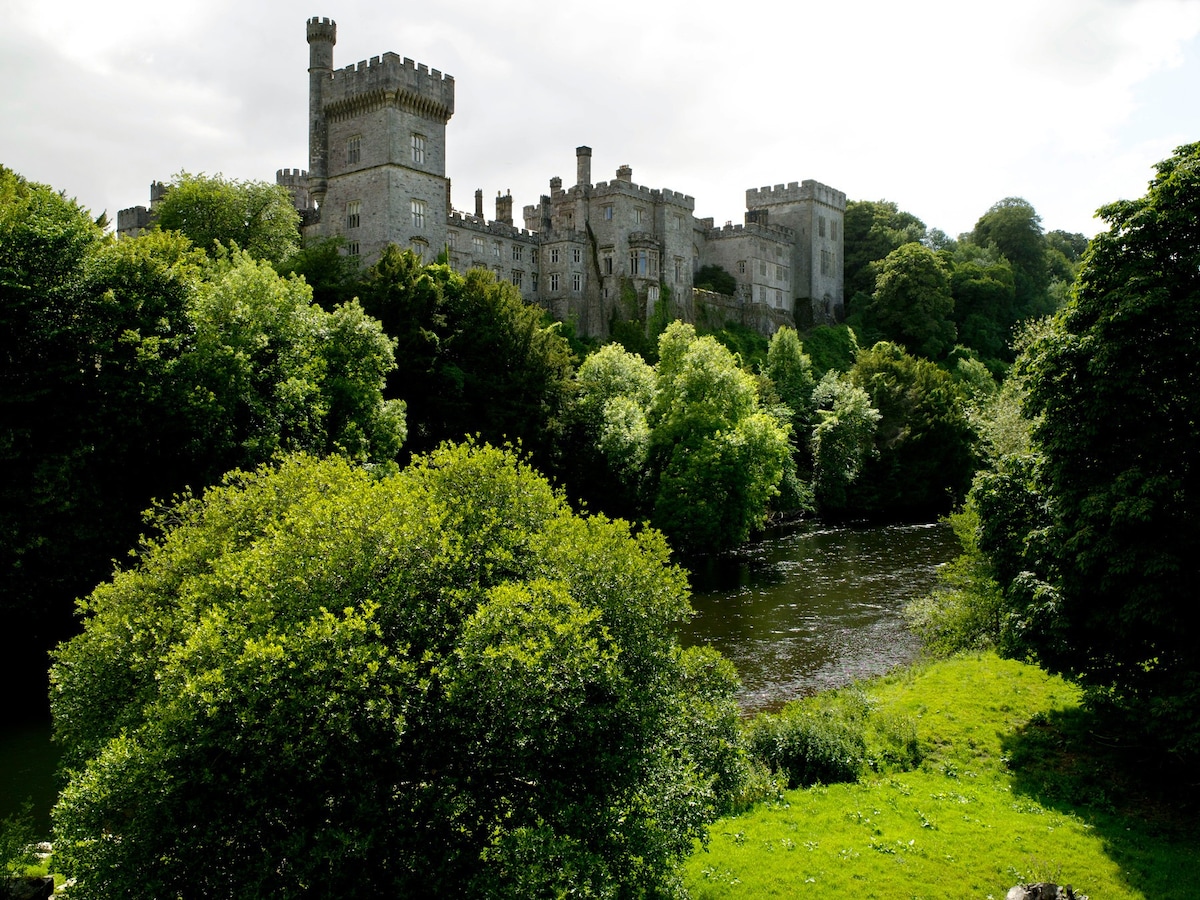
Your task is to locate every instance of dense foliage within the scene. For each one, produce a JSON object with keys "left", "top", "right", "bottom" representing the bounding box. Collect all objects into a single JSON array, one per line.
[
  {"left": 356, "top": 246, "right": 575, "bottom": 468},
  {"left": 0, "top": 167, "right": 403, "bottom": 698},
  {"left": 154, "top": 171, "right": 301, "bottom": 265},
  {"left": 907, "top": 143, "right": 1200, "bottom": 762},
  {"left": 573, "top": 323, "right": 791, "bottom": 553},
  {"left": 50, "top": 444, "right": 742, "bottom": 898},
  {"left": 1011, "top": 142, "right": 1200, "bottom": 758}
]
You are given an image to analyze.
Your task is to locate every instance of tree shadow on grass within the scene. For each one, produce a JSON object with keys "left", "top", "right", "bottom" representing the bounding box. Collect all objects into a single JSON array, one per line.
[{"left": 1001, "top": 705, "right": 1200, "bottom": 899}]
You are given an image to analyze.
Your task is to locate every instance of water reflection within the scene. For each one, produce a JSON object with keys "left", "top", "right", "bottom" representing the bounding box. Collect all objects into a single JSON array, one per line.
[{"left": 680, "top": 521, "right": 959, "bottom": 713}]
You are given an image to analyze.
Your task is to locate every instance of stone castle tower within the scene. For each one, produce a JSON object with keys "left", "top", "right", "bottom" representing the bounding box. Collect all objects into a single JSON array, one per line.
[{"left": 304, "top": 16, "right": 455, "bottom": 262}]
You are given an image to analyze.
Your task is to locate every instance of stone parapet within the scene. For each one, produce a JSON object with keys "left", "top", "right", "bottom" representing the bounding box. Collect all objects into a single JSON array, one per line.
[
  {"left": 746, "top": 179, "right": 846, "bottom": 210},
  {"left": 324, "top": 52, "right": 455, "bottom": 123}
]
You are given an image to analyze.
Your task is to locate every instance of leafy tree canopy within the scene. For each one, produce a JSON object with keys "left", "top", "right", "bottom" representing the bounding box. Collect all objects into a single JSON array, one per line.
[
  {"left": 154, "top": 171, "right": 301, "bottom": 266},
  {"left": 843, "top": 199, "right": 927, "bottom": 305},
  {"left": 694, "top": 263, "right": 737, "bottom": 296},
  {"left": 1, "top": 167, "right": 402, "bottom": 685},
  {"left": 51, "top": 444, "right": 741, "bottom": 898},
  {"left": 845, "top": 342, "right": 977, "bottom": 519},
  {"left": 357, "top": 247, "right": 574, "bottom": 468},
  {"left": 1014, "top": 141, "right": 1200, "bottom": 758},
  {"left": 863, "top": 242, "right": 957, "bottom": 360}
]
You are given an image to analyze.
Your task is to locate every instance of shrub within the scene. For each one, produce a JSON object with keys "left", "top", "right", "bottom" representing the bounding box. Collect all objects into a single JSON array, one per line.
[{"left": 744, "top": 688, "right": 922, "bottom": 789}]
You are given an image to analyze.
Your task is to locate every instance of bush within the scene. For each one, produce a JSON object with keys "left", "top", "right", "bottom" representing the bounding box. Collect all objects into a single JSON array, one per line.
[
  {"left": 744, "top": 688, "right": 922, "bottom": 789},
  {"left": 50, "top": 444, "right": 741, "bottom": 898}
]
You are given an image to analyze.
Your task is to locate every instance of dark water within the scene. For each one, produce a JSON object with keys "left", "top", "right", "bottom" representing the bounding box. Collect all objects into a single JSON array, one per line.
[{"left": 680, "top": 521, "right": 959, "bottom": 713}]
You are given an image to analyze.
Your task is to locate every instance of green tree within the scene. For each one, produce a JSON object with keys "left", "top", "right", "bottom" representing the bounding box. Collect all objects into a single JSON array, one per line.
[
  {"left": 275, "top": 235, "right": 362, "bottom": 310},
  {"left": 842, "top": 199, "right": 927, "bottom": 309},
  {"left": 50, "top": 444, "right": 741, "bottom": 898},
  {"left": 175, "top": 248, "right": 405, "bottom": 483},
  {"left": 947, "top": 249, "right": 1016, "bottom": 362},
  {"left": 357, "top": 248, "right": 574, "bottom": 468},
  {"left": 809, "top": 371, "right": 880, "bottom": 514},
  {"left": 1015, "top": 142, "right": 1200, "bottom": 758},
  {"left": 648, "top": 323, "right": 791, "bottom": 553},
  {"left": 863, "top": 242, "right": 957, "bottom": 360},
  {"left": 154, "top": 171, "right": 300, "bottom": 266},
  {"left": 694, "top": 263, "right": 737, "bottom": 295},
  {"left": 1, "top": 166, "right": 402, "bottom": 697},
  {"left": 971, "top": 197, "right": 1052, "bottom": 321},
  {"left": 846, "top": 342, "right": 977, "bottom": 519}
]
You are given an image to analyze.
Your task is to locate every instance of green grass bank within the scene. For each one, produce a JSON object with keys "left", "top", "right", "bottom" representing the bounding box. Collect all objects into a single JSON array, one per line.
[{"left": 684, "top": 653, "right": 1199, "bottom": 899}]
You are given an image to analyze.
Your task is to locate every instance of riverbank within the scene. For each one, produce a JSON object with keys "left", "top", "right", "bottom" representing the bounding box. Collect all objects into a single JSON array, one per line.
[{"left": 683, "top": 652, "right": 1200, "bottom": 899}]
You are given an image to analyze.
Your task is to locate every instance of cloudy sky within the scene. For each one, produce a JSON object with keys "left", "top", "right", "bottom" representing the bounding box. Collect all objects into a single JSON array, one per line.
[{"left": 3, "top": 0, "right": 1197, "bottom": 239}]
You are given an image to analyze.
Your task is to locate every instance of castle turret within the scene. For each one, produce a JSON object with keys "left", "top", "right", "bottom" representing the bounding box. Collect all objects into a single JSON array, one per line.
[
  {"left": 307, "top": 16, "right": 336, "bottom": 211},
  {"left": 576, "top": 146, "right": 592, "bottom": 188},
  {"left": 496, "top": 190, "right": 513, "bottom": 226}
]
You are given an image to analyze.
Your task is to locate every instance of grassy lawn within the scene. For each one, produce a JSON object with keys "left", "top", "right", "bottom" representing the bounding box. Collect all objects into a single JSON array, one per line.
[{"left": 683, "top": 653, "right": 1199, "bottom": 899}]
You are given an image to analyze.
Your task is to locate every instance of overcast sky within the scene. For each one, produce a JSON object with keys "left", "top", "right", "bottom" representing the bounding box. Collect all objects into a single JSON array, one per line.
[{"left": 3, "top": 0, "right": 1198, "bottom": 240}]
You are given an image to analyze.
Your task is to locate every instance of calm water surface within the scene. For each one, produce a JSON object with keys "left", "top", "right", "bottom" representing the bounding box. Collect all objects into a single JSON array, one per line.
[{"left": 681, "top": 521, "right": 959, "bottom": 713}]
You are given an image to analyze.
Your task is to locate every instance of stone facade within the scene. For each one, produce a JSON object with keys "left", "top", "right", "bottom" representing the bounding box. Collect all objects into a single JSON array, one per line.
[{"left": 118, "top": 16, "right": 847, "bottom": 336}]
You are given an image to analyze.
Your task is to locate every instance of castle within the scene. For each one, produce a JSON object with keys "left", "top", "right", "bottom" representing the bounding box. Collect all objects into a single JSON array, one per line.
[{"left": 120, "top": 16, "right": 846, "bottom": 336}]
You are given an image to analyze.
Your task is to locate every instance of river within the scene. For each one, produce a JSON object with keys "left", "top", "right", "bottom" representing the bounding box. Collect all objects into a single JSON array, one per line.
[{"left": 681, "top": 520, "right": 959, "bottom": 713}]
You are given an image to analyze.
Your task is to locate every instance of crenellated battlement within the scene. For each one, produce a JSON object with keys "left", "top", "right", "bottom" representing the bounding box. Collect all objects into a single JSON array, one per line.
[
  {"left": 276, "top": 168, "right": 308, "bottom": 183},
  {"left": 746, "top": 179, "right": 847, "bottom": 210},
  {"left": 705, "top": 221, "right": 795, "bottom": 241},
  {"left": 591, "top": 180, "right": 695, "bottom": 209},
  {"left": 448, "top": 210, "right": 536, "bottom": 240},
  {"left": 324, "top": 51, "right": 455, "bottom": 122},
  {"left": 306, "top": 16, "right": 336, "bottom": 43}
]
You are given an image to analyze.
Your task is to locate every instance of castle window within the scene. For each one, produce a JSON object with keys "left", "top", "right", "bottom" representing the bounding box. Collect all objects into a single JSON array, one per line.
[
  {"left": 572, "top": 248, "right": 582, "bottom": 264},
  {"left": 602, "top": 249, "right": 613, "bottom": 275},
  {"left": 411, "top": 199, "right": 426, "bottom": 229},
  {"left": 347, "top": 135, "right": 362, "bottom": 165},
  {"left": 447, "top": 231, "right": 457, "bottom": 249},
  {"left": 671, "top": 214, "right": 682, "bottom": 232},
  {"left": 493, "top": 242, "right": 501, "bottom": 258},
  {"left": 410, "top": 238, "right": 428, "bottom": 260},
  {"left": 819, "top": 215, "right": 827, "bottom": 238},
  {"left": 550, "top": 248, "right": 560, "bottom": 264},
  {"left": 821, "top": 249, "right": 831, "bottom": 276},
  {"left": 513, "top": 245, "right": 523, "bottom": 262},
  {"left": 776, "top": 264, "right": 783, "bottom": 280},
  {"left": 550, "top": 273, "right": 560, "bottom": 292},
  {"left": 760, "top": 261, "right": 767, "bottom": 277},
  {"left": 775, "top": 290, "right": 783, "bottom": 308},
  {"left": 473, "top": 236, "right": 485, "bottom": 254},
  {"left": 630, "top": 249, "right": 647, "bottom": 276},
  {"left": 674, "top": 257, "right": 683, "bottom": 283},
  {"left": 832, "top": 220, "right": 839, "bottom": 241},
  {"left": 346, "top": 241, "right": 360, "bottom": 257},
  {"left": 572, "top": 273, "right": 582, "bottom": 292},
  {"left": 346, "top": 200, "right": 361, "bottom": 229},
  {"left": 512, "top": 270, "right": 523, "bottom": 287},
  {"left": 633, "top": 208, "right": 644, "bottom": 225},
  {"left": 604, "top": 205, "right": 613, "bottom": 220},
  {"left": 532, "top": 272, "right": 538, "bottom": 291},
  {"left": 739, "top": 260, "right": 746, "bottom": 274},
  {"left": 411, "top": 133, "right": 426, "bottom": 164},
  {"left": 532, "top": 249, "right": 539, "bottom": 265},
  {"left": 649, "top": 285, "right": 660, "bottom": 305}
]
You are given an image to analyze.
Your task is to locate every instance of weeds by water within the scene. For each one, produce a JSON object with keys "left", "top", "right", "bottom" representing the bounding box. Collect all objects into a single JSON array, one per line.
[{"left": 685, "top": 653, "right": 1200, "bottom": 899}]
